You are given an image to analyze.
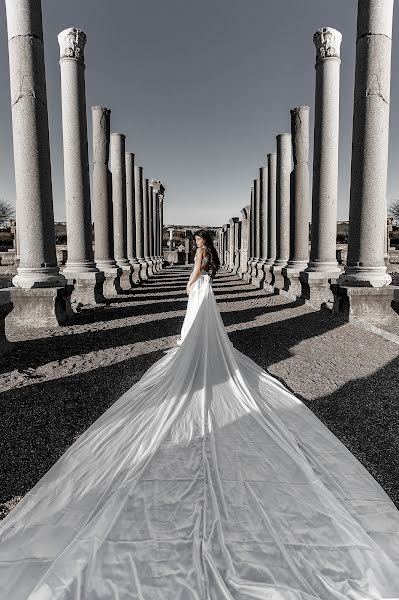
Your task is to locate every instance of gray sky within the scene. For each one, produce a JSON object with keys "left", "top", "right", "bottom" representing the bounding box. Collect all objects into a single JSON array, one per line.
[{"left": 1, "top": 0, "right": 399, "bottom": 226}]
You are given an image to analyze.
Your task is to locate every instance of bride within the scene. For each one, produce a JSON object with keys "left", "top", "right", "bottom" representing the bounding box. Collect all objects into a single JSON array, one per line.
[{"left": 1, "top": 229, "right": 399, "bottom": 599}]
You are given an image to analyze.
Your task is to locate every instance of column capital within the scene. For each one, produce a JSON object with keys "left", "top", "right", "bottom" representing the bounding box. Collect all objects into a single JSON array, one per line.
[
  {"left": 58, "top": 28, "right": 86, "bottom": 63},
  {"left": 313, "top": 27, "right": 342, "bottom": 63}
]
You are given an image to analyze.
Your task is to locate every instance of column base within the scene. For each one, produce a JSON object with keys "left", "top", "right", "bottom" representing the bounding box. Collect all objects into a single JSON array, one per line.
[
  {"left": 281, "top": 267, "right": 303, "bottom": 299},
  {"left": 63, "top": 270, "right": 106, "bottom": 311},
  {"left": 12, "top": 266, "right": 67, "bottom": 289},
  {"left": 118, "top": 266, "right": 134, "bottom": 292},
  {"left": 0, "top": 290, "right": 13, "bottom": 354},
  {"left": 145, "top": 258, "right": 155, "bottom": 277},
  {"left": 102, "top": 267, "right": 123, "bottom": 297},
  {"left": 252, "top": 262, "right": 266, "bottom": 288},
  {"left": 332, "top": 283, "right": 399, "bottom": 324},
  {"left": 6, "top": 285, "right": 74, "bottom": 328},
  {"left": 299, "top": 271, "right": 339, "bottom": 309},
  {"left": 270, "top": 265, "right": 285, "bottom": 293},
  {"left": 263, "top": 265, "right": 275, "bottom": 292},
  {"left": 249, "top": 259, "right": 259, "bottom": 281},
  {"left": 138, "top": 260, "right": 149, "bottom": 281},
  {"left": 338, "top": 266, "right": 392, "bottom": 288},
  {"left": 129, "top": 261, "right": 142, "bottom": 284}
]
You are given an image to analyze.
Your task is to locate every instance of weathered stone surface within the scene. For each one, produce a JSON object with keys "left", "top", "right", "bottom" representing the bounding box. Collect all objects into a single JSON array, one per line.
[
  {"left": 6, "top": 286, "right": 74, "bottom": 328},
  {"left": 239, "top": 206, "right": 250, "bottom": 278},
  {"left": 332, "top": 284, "right": 398, "bottom": 325},
  {"left": 0, "top": 290, "right": 13, "bottom": 354},
  {"left": 274, "top": 134, "right": 291, "bottom": 269},
  {"left": 135, "top": 166, "right": 148, "bottom": 281},
  {"left": 306, "top": 27, "right": 341, "bottom": 276},
  {"left": 125, "top": 153, "right": 141, "bottom": 284},
  {"left": 143, "top": 178, "right": 154, "bottom": 277},
  {"left": 250, "top": 179, "right": 260, "bottom": 280},
  {"left": 59, "top": 27, "right": 104, "bottom": 313},
  {"left": 6, "top": 0, "right": 65, "bottom": 290},
  {"left": 339, "top": 0, "right": 393, "bottom": 288}
]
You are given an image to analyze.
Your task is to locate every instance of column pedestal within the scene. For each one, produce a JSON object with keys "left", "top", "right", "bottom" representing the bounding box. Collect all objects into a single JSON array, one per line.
[
  {"left": 270, "top": 265, "right": 285, "bottom": 293},
  {"left": 7, "top": 286, "right": 74, "bottom": 328},
  {"left": 130, "top": 261, "right": 142, "bottom": 284},
  {"left": 117, "top": 265, "right": 134, "bottom": 291},
  {"left": 262, "top": 262, "right": 274, "bottom": 292},
  {"left": 299, "top": 271, "right": 340, "bottom": 309},
  {"left": 0, "top": 290, "right": 13, "bottom": 355},
  {"left": 101, "top": 266, "right": 123, "bottom": 297},
  {"left": 139, "top": 259, "right": 149, "bottom": 281},
  {"left": 63, "top": 270, "right": 106, "bottom": 310},
  {"left": 332, "top": 284, "right": 398, "bottom": 324},
  {"left": 281, "top": 267, "right": 303, "bottom": 299},
  {"left": 252, "top": 262, "right": 266, "bottom": 288}
]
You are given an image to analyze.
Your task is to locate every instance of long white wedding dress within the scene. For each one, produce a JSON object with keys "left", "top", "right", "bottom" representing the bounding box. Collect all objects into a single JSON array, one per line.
[{"left": 1, "top": 263, "right": 399, "bottom": 600}]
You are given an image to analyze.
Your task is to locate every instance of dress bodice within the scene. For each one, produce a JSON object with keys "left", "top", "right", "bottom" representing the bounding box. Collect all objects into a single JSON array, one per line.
[{"left": 195, "top": 252, "right": 210, "bottom": 275}]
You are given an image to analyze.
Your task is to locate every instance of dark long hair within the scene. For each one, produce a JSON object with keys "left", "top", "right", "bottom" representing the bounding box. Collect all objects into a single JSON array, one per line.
[{"left": 194, "top": 229, "right": 220, "bottom": 278}]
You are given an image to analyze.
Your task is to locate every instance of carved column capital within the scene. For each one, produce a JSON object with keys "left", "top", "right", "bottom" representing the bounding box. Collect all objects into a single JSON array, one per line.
[
  {"left": 313, "top": 27, "right": 342, "bottom": 62},
  {"left": 58, "top": 28, "right": 87, "bottom": 62}
]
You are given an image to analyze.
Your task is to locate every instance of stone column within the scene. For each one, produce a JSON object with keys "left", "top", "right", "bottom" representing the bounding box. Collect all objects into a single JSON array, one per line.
[
  {"left": 239, "top": 206, "right": 250, "bottom": 278},
  {"left": 250, "top": 179, "right": 260, "bottom": 280},
  {"left": 282, "top": 106, "right": 310, "bottom": 298},
  {"left": 159, "top": 188, "right": 165, "bottom": 269},
  {"left": 92, "top": 106, "right": 122, "bottom": 296},
  {"left": 148, "top": 182, "right": 155, "bottom": 269},
  {"left": 5, "top": 0, "right": 73, "bottom": 328},
  {"left": 111, "top": 133, "right": 133, "bottom": 289},
  {"left": 334, "top": 1, "right": 397, "bottom": 323},
  {"left": 125, "top": 152, "right": 141, "bottom": 284},
  {"left": 253, "top": 166, "right": 268, "bottom": 287},
  {"left": 143, "top": 178, "right": 154, "bottom": 276},
  {"left": 301, "top": 27, "right": 342, "bottom": 307},
  {"left": 58, "top": 28, "right": 105, "bottom": 309},
  {"left": 152, "top": 187, "right": 160, "bottom": 272},
  {"left": 271, "top": 133, "right": 291, "bottom": 292},
  {"left": 229, "top": 218, "right": 238, "bottom": 271},
  {"left": 234, "top": 219, "right": 241, "bottom": 274},
  {"left": 134, "top": 165, "right": 148, "bottom": 280},
  {"left": 244, "top": 185, "right": 254, "bottom": 281},
  {"left": 264, "top": 153, "right": 277, "bottom": 289}
]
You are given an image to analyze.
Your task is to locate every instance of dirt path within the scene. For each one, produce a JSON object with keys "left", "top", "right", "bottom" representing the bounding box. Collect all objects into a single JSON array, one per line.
[{"left": 1, "top": 266, "right": 398, "bottom": 518}]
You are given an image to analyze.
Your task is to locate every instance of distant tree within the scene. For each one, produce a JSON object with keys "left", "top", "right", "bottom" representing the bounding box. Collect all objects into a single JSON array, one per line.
[
  {"left": 388, "top": 199, "right": 399, "bottom": 224},
  {"left": 0, "top": 198, "right": 15, "bottom": 228}
]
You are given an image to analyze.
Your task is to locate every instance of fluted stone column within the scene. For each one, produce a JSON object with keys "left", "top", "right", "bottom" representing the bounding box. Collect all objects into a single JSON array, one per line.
[
  {"left": 272, "top": 133, "right": 291, "bottom": 292},
  {"left": 58, "top": 28, "right": 105, "bottom": 309},
  {"left": 264, "top": 153, "right": 277, "bottom": 289},
  {"left": 125, "top": 152, "right": 141, "bottom": 284},
  {"left": 5, "top": 0, "right": 72, "bottom": 328},
  {"left": 92, "top": 106, "right": 122, "bottom": 296},
  {"left": 134, "top": 165, "right": 148, "bottom": 280},
  {"left": 143, "top": 178, "right": 154, "bottom": 276},
  {"left": 111, "top": 133, "right": 133, "bottom": 289},
  {"left": 239, "top": 206, "right": 250, "bottom": 278},
  {"left": 301, "top": 28, "right": 342, "bottom": 307},
  {"left": 253, "top": 166, "right": 268, "bottom": 287},
  {"left": 282, "top": 106, "right": 310, "bottom": 298},
  {"left": 334, "top": 0, "right": 397, "bottom": 323},
  {"left": 148, "top": 183, "right": 155, "bottom": 270}
]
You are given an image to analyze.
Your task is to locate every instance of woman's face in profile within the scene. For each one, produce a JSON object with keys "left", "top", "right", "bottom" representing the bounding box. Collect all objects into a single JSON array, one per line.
[{"left": 195, "top": 236, "right": 205, "bottom": 248}]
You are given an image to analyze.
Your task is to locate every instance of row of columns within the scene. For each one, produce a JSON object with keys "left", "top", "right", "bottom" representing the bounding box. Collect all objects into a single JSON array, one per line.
[
  {"left": 221, "top": 0, "right": 398, "bottom": 324},
  {"left": 2, "top": 0, "right": 166, "bottom": 331}
]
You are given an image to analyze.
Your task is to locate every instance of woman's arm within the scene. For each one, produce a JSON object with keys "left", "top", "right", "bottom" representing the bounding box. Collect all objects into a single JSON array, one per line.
[{"left": 186, "top": 248, "right": 203, "bottom": 295}]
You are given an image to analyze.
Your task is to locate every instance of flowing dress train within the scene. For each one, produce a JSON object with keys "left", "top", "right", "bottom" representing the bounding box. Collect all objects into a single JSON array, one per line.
[{"left": 1, "top": 268, "right": 399, "bottom": 599}]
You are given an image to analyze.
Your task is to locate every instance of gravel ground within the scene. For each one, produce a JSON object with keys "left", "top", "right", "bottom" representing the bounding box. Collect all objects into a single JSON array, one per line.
[{"left": 1, "top": 266, "right": 399, "bottom": 520}]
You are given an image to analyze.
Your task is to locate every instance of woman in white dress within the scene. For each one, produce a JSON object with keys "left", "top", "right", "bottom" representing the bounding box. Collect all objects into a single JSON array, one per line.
[{"left": 0, "top": 229, "right": 399, "bottom": 600}]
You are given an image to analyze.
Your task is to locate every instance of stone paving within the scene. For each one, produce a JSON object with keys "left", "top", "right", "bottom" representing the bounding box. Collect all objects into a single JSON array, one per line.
[{"left": 1, "top": 266, "right": 399, "bottom": 519}]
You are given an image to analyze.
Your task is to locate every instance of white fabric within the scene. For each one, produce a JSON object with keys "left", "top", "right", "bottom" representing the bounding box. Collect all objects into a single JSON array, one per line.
[{"left": 1, "top": 272, "right": 399, "bottom": 599}]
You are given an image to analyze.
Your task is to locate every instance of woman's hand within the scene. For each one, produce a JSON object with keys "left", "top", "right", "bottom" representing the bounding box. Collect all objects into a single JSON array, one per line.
[{"left": 186, "top": 282, "right": 191, "bottom": 296}]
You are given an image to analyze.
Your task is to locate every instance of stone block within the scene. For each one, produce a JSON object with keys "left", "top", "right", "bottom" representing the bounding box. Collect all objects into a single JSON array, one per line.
[
  {"left": 299, "top": 271, "right": 338, "bottom": 309},
  {"left": 6, "top": 286, "right": 73, "bottom": 328},
  {"left": 271, "top": 266, "right": 285, "bottom": 294},
  {"left": 332, "top": 284, "right": 399, "bottom": 324},
  {"left": 281, "top": 267, "right": 302, "bottom": 299},
  {"left": 63, "top": 271, "right": 106, "bottom": 310},
  {"left": 103, "top": 267, "right": 123, "bottom": 297},
  {"left": 0, "top": 289, "right": 13, "bottom": 354}
]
